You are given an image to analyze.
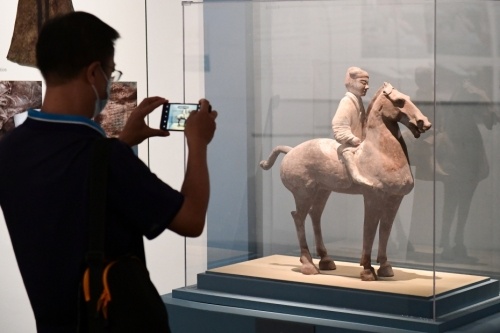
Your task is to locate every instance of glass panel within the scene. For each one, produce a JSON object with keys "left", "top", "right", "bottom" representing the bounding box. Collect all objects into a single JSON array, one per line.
[
  {"left": 183, "top": 0, "right": 500, "bottom": 325},
  {"left": 434, "top": 0, "right": 500, "bottom": 318},
  {"left": 184, "top": 0, "right": 438, "bottom": 319}
]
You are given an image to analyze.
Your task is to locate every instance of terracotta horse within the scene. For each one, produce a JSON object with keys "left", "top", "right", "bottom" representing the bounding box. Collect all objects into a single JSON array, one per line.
[{"left": 260, "top": 82, "right": 431, "bottom": 281}]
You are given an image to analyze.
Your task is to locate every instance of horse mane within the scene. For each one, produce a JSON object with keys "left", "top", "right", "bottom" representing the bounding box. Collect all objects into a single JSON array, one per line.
[
  {"left": 366, "top": 84, "right": 411, "bottom": 162},
  {"left": 366, "top": 84, "right": 385, "bottom": 117}
]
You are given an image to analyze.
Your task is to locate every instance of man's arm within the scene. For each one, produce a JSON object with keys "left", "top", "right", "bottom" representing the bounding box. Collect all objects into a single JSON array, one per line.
[{"left": 168, "top": 99, "right": 217, "bottom": 237}]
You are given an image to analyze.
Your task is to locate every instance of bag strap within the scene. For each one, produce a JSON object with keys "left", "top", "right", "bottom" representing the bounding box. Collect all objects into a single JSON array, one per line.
[{"left": 86, "top": 137, "right": 111, "bottom": 333}]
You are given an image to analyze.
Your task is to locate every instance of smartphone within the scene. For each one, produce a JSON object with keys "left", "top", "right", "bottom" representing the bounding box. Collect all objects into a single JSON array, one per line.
[{"left": 159, "top": 103, "right": 200, "bottom": 131}]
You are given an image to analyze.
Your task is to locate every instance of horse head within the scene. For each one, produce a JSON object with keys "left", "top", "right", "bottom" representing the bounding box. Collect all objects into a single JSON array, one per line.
[{"left": 380, "top": 82, "right": 432, "bottom": 138}]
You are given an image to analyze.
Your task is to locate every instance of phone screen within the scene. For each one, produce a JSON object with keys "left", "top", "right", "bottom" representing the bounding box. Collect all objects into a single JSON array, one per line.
[{"left": 159, "top": 103, "right": 200, "bottom": 131}]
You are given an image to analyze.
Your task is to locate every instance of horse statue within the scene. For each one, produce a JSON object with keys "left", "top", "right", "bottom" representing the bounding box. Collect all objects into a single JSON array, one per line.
[{"left": 259, "top": 82, "right": 431, "bottom": 281}]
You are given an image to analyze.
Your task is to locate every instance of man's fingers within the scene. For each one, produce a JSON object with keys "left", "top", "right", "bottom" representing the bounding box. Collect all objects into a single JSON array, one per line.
[
  {"left": 148, "top": 128, "right": 170, "bottom": 138},
  {"left": 198, "top": 98, "right": 211, "bottom": 113},
  {"left": 136, "top": 97, "right": 167, "bottom": 116}
]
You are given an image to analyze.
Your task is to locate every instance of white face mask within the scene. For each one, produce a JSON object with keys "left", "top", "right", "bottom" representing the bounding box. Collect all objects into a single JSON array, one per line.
[{"left": 91, "top": 67, "right": 111, "bottom": 118}]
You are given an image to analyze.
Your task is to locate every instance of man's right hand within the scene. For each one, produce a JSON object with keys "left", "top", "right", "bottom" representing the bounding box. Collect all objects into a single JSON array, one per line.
[{"left": 119, "top": 96, "right": 169, "bottom": 146}]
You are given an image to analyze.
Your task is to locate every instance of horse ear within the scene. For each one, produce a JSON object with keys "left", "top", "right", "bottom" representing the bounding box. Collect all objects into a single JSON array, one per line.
[{"left": 383, "top": 82, "right": 393, "bottom": 96}]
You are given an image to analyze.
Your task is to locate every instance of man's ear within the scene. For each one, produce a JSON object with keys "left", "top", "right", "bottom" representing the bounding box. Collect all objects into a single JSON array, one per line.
[{"left": 85, "top": 61, "right": 101, "bottom": 85}]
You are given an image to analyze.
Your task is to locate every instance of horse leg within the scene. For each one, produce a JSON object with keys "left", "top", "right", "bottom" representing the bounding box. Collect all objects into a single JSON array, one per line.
[
  {"left": 360, "top": 194, "right": 382, "bottom": 281},
  {"left": 376, "top": 195, "right": 403, "bottom": 278},
  {"left": 309, "top": 189, "right": 336, "bottom": 271},
  {"left": 291, "top": 193, "right": 318, "bottom": 275}
]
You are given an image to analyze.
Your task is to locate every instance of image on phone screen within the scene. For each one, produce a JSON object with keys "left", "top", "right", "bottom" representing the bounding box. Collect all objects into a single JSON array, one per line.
[{"left": 160, "top": 103, "right": 199, "bottom": 131}]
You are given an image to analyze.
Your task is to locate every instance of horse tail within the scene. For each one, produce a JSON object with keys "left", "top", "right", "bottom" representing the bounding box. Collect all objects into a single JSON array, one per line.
[{"left": 259, "top": 145, "right": 292, "bottom": 170}]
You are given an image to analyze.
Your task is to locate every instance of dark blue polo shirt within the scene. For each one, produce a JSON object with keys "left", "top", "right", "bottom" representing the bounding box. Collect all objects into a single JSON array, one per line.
[{"left": 0, "top": 110, "right": 184, "bottom": 332}]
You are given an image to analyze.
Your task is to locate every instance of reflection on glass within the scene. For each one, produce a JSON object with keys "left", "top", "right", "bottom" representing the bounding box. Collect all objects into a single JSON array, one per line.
[{"left": 437, "top": 71, "right": 498, "bottom": 263}]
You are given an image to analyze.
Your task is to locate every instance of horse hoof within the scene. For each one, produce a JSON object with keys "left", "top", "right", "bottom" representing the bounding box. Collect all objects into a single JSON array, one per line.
[
  {"left": 360, "top": 267, "right": 378, "bottom": 281},
  {"left": 319, "top": 257, "right": 336, "bottom": 271},
  {"left": 377, "top": 263, "right": 394, "bottom": 277},
  {"left": 301, "top": 263, "right": 320, "bottom": 275}
]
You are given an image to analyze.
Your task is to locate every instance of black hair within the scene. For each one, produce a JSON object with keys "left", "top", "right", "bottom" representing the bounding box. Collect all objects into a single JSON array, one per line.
[{"left": 36, "top": 11, "right": 120, "bottom": 83}]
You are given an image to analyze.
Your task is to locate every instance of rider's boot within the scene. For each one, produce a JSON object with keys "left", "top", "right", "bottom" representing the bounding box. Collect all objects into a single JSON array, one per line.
[{"left": 342, "top": 152, "right": 380, "bottom": 189}]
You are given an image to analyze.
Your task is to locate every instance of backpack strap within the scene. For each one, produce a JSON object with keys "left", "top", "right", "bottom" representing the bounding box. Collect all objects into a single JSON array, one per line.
[{"left": 86, "top": 137, "right": 111, "bottom": 332}]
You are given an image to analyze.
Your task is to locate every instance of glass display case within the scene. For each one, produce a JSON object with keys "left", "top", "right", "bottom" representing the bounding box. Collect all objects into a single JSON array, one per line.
[{"left": 172, "top": 1, "right": 500, "bottom": 332}]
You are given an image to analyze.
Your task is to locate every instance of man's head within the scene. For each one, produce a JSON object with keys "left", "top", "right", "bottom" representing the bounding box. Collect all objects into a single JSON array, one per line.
[
  {"left": 36, "top": 11, "right": 120, "bottom": 85},
  {"left": 345, "top": 67, "right": 369, "bottom": 97}
]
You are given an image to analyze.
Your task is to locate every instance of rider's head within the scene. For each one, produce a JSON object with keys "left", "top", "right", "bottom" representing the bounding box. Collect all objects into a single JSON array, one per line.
[{"left": 345, "top": 67, "right": 369, "bottom": 97}]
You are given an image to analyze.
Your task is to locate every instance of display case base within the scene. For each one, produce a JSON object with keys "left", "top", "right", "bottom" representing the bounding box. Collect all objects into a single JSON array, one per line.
[{"left": 164, "top": 255, "right": 500, "bottom": 333}]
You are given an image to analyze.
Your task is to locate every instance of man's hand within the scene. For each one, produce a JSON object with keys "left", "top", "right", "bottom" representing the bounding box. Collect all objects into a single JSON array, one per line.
[
  {"left": 184, "top": 99, "right": 218, "bottom": 148},
  {"left": 119, "top": 96, "right": 169, "bottom": 146}
]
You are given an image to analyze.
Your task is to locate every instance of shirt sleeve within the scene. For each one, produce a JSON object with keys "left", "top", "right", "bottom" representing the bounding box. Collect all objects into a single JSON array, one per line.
[{"left": 106, "top": 139, "right": 184, "bottom": 240}]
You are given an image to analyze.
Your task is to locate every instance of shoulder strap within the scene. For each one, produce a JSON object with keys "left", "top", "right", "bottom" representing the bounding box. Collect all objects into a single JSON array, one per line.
[
  {"left": 88, "top": 138, "right": 110, "bottom": 256},
  {"left": 86, "top": 137, "right": 111, "bottom": 332}
]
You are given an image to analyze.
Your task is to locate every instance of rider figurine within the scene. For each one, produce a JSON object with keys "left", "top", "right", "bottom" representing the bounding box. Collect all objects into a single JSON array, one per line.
[{"left": 332, "top": 67, "right": 376, "bottom": 188}]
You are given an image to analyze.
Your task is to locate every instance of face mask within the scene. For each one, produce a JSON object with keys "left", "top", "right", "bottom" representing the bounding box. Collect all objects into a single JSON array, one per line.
[{"left": 91, "top": 68, "right": 111, "bottom": 118}]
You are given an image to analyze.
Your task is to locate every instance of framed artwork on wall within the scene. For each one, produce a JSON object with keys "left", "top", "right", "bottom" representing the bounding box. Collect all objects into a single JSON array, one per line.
[
  {"left": 0, "top": 80, "right": 42, "bottom": 139},
  {"left": 94, "top": 81, "right": 137, "bottom": 138}
]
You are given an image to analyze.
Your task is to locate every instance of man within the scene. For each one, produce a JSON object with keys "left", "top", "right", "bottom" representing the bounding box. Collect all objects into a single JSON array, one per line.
[
  {"left": 332, "top": 66, "right": 376, "bottom": 188},
  {"left": 0, "top": 11, "right": 217, "bottom": 332}
]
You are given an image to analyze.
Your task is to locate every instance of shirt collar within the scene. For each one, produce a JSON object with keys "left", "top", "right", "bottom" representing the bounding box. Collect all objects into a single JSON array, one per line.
[{"left": 27, "top": 109, "right": 106, "bottom": 136}]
